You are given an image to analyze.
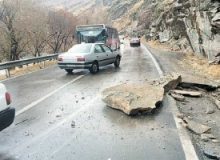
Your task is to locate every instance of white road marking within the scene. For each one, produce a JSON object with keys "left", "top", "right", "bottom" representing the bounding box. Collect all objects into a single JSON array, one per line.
[
  {"left": 15, "top": 75, "right": 85, "bottom": 116},
  {"left": 142, "top": 44, "right": 199, "bottom": 160},
  {"left": 169, "top": 96, "right": 199, "bottom": 160},
  {"left": 142, "top": 44, "right": 164, "bottom": 77}
]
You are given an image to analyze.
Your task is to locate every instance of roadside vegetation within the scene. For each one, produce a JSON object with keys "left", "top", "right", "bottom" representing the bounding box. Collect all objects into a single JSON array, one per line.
[{"left": 0, "top": 0, "right": 77, "bottom": 62}]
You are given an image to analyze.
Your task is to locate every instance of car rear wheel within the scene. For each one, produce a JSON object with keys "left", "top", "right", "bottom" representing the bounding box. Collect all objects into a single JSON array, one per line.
[
  {"left": 89, "top": 62, "right": 99, "bottom": 74},
  {"left": 114, "top": 56, "right": 120, "bottom": 68},
  {"left": 65, "top": 69, "right": 73, "bottom": 74}
]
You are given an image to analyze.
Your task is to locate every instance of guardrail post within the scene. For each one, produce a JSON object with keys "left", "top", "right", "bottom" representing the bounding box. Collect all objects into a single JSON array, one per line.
[{"left": 5, "top": 69, "right": 10, "bottom": 78}]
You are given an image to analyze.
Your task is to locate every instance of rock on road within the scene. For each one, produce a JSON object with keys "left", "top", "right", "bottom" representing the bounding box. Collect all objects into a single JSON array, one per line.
[{"left": 0, "top": 43, "right": 188, "bottom": 160}]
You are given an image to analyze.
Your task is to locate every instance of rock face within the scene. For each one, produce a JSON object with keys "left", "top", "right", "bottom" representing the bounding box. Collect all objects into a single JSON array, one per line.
[
  {"left": 102, "top": 73, "right": 181, "bottom": 115},
  {"left": 102, "top": 83, "right": 164, "bottom": 115},
  {"left": 147, "top": 0, "right": 220, "bottom": 60}
]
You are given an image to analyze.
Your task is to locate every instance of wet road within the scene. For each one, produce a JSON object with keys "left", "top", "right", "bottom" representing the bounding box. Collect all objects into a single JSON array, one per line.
[{"left": 0, "top": 44, "right": 186, "bottom": 160}]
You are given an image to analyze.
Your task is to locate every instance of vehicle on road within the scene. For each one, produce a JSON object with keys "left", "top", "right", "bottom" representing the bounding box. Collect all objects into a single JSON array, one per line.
[
  {"left": 130, "top": 37, "right": 141, "bottom": 47},
  {"left": 76, "top": 24, "right": 120, "bottom": 51},
  {"left": 58, "top": 43, "right": 122, "bottom": 74},
  {"left": 0, "top": 83, "right": 15, "bottom": 132}
]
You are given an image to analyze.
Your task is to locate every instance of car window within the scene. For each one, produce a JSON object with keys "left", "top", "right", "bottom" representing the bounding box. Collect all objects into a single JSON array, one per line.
[
  {"left": 101, "top": 45, "right": 112, "bottom": 53},
  {"left": 94, "top": 45, "right": 104, "bottom": 53},
  {"left": 68, "top": 44, "right": 92, "bottom": 54}
]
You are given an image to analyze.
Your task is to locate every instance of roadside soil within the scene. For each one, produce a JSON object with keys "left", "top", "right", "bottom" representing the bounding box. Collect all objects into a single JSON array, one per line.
[
  {"left": 0, "top": 60, "right": 57, "bottom": 81},
  {"left": 144, "top": 40, "right": 220, "bottom": 160}
]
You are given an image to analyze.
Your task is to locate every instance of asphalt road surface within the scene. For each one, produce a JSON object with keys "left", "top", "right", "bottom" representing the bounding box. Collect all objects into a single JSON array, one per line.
[{"left": 0, "top": 43, "right": 189, "bottom": 160}]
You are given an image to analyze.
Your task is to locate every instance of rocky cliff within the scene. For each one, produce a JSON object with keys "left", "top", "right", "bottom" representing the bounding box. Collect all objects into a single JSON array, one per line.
[
  {"left": 106, "top": 0, "right": 220, "bottom": 60},
  {"left": 147, "top": 0, "right": 220, "bottom": 60}
]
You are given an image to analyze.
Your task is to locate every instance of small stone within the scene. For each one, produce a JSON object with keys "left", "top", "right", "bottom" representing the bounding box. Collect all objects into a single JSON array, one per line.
[
  {"left": 201, "top": 134, "right": 210, "bottom": 142},
  {"left": 214, "top": 99, "right": 220, "bottom": 110},
  {"left": 206, "top": 106, "right": 215, "bottom": 114},
  {"left": 81, "top": 97, "right": 85, "bottom": 100},
  {"left": 56, "top": 115, "right": 61, "bottom": 118},
  {"left": 212, "top": 139, "right": 220, "bottom": 143},
  {"left": 76, "top": 100, "right": 79, "bottom": 103},
  {"left": 177, "top": 113, "right": 184, "bottom": 119},
  {"left": 170, "top": 92, "right": 185, "bottom": 101},
  {"left": 201, "top": 133, "right": 216, "bottom": 140},
  {"left": 71, "top": 121, "right": 75, "bottom": 128}
]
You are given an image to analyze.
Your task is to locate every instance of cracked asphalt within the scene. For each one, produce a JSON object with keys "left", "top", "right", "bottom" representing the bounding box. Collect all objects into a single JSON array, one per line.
[{"left": 0, "top": 43, "right": 187, "bottom": 160}]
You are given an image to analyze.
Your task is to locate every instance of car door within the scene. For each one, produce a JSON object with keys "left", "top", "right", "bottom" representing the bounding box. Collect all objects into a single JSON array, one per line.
[
  {"left": 101, "top": 44, "right": 116, "bottom": 64},
  {"left": 93, "top": 44, "right": 108, "bottom": 66}
]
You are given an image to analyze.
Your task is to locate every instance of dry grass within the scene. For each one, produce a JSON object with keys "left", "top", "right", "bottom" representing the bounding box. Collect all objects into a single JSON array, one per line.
[
  {"left": 183, "top": 54, "right": 220, "bottom": 80},
  {"left": 144, "top": 40, "right": 172, "bottom": 51},
  {"left": 0, "top": 60, "right": 57, "bottom": 81}
]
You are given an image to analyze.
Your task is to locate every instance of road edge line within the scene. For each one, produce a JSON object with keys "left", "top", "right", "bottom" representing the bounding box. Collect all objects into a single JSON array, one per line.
[
  {"left": 168, "top": 95, "right": 199, "bottom": 160},
  {"left": 142, "top": 44, "right": 164, "bottom": 77},
  {"left": 15, "top": 75, "right": 85, "bottom": 116},
  {"left": 142, "top": 43, "right": 199, "bottom": 160}
]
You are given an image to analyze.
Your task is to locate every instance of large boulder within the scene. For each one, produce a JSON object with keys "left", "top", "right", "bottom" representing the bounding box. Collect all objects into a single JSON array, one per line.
[
  {"left": 102, "top": 74, "right": 182, "bottom": 115},
  {"left": 102, "top": 83, "right": 164, "bottom": 115}
]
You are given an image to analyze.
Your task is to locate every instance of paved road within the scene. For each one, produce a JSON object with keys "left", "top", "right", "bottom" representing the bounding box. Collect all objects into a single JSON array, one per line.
[{"left": 0, "top": 44, "right": 186, "bottom": 160}]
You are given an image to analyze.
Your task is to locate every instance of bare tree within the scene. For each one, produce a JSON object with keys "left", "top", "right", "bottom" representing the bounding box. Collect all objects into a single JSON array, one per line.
[
  {"left": 47, "top": 10, "right": 77, "bottom": 53},
  {"left": 0, "top": 0, "right": 29, "bottom": 61},
  {"left": 24, "top": 3, "right": 49, "bottom": 57}
]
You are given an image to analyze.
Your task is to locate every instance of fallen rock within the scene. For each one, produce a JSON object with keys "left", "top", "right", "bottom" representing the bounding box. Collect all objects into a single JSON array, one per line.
[
  {"left": 206, "top": 106, "right": 215, "bottom": 114},
  {"left": 214, "top": 99, "right": 220, "bottom": 110},
  {"left": 212, "top": 139, "right": 220, "bottom": 143},
  {"left": 170, "top": 92, "right": 185, "bottom": 101},
  {"left": 203, "top": 144, "right": 220, "bottom": 159},
  {"left": 201, "top": 133, "right": 216, "bottom": 142},
  {"left": 171, "top": 90, "right": 202, "bottom": 97},
  {"left": 201, "top": 134, "right": 209, "bottom": 142},
  {"left": 177, "top": 113, "right": 185, "bottom": 119},
  {"left": 183, "top": 117, "right": 211, "bottom": 134},
  {"left": 161, "top": 73, "right": 182, "bottom": 92},
  {"left": 102, "top": 83, "right": 164, "bottom": 115},
  {"left": 71, "top": 121, "right": 75, "bottom": 128},
  {"left": 102, "top": 74, "right": 182, "bottom": 115}
]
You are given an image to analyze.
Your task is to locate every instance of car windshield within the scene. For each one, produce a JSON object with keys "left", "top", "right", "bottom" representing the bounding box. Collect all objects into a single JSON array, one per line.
[{"left": 68, "top": 44, "right": 92, "bottom": 54}]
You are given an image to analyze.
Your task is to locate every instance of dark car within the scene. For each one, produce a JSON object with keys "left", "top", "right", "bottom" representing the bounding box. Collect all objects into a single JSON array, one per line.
[{"left": 130, "top": 37, "right": 141, "bottom": 47}]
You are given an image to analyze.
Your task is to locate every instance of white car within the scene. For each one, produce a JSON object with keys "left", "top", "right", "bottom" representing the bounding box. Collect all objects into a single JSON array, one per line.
[
  {"left": 58, "top": 43, "right": 122, "bottom": 74},
  {"left": 0, "top": 83, "right": 15, "bottom": 132}
]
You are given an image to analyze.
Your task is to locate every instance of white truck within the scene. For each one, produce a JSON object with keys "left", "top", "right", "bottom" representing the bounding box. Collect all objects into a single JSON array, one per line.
[{"left": 0, "top": 83, "right": 15, "bottom": 131}]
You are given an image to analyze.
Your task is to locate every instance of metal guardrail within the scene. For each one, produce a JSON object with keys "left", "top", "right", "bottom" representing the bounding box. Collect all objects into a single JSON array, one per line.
[{"left": 0, "top": 54, "right": 58, "bottom": 77}]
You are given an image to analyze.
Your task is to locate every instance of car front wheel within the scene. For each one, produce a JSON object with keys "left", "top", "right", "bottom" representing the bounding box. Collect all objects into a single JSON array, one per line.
[
  {"left": 89, "top": 62, "right": 99, "bottom": 74},
  {"left": 114, "top": 56, "right": 120, "bottom": 68},
  {"left": 65, "top": 69, "right": 73, "bottom": 74}
]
